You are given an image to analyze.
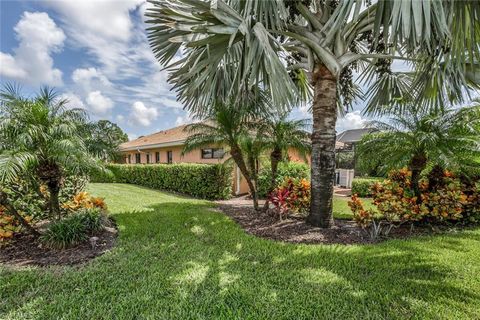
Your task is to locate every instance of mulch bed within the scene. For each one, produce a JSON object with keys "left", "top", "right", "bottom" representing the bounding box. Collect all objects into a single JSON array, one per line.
[
  {"left": 0, "top": 219, "right": 118, "bottom": 268},
  {"left": 216, "top": 204, "right": 437, "bottom": 245}
]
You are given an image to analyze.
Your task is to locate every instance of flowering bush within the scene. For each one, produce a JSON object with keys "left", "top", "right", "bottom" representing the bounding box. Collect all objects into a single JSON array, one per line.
[
  {"left": 348, "top": 194, "right": 375, "bottom": 228},
  {"left": 350, "top": 167, "right": 480, "bottom": 232},
  {"left": 62, "top": 192, "right": 107, "bottom": 212},
  {"left": 371, "top": 169, "right": 426, "bottom": 223},
  {"left": 269, "top": 177, "right": 310, "bottom": 219}
]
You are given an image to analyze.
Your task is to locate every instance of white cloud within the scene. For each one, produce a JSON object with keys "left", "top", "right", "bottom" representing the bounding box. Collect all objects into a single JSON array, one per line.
[
  {"left": 59, "top": 92, "right": 85, "bottom": 110},
  {"left": 86, "top": 91, "right": 114, "bottom": 114},
  {"left": 130, "top": 101, "right": 159, "bottom": 126},
  {"left": 72, "top": 67, "right": 113, "bottom": 91},
  {"left": 43, "top": 0, "right": 146, "bottom": 79},
  {"left": 175, "top": 114, "right": 193, "bottom": 126},
  {"left": 336, "top": 111, "right": 368, "bottom": 132},
  {"left": 127, "top": 133, "right": 138, "bottom": 141},
  {"left": 0, "top": 12, "right": 65, "bottom": 86}
]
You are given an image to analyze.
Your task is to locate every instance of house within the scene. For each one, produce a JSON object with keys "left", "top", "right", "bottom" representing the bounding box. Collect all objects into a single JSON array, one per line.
[{"left": 118, "top": 124, "right": 307, "bottom": 195}]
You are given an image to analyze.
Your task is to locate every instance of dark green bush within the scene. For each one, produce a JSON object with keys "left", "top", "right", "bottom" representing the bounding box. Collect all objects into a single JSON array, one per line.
[
  {"left": 258, "top": 162, "right": 310, "bottom": 198},
  {"left": 351, "top": 177, "right": 384, "bottom": 197},
  {"left": 41, "top": 208, "right": 104, "bottom": 249},
  {"left": 91, "top": 163, "right": 232, "bottom": 200}
]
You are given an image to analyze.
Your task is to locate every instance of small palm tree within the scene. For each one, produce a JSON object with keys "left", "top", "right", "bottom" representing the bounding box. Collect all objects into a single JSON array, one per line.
[
  {"left": 358, "top": 104, "right": 480, "bottom": 198},
  {"left": 0, "top": 84, "right": 100, "bottom": 221},
  {"left": 182, "top": 101, "right": 263, "bottom": 209},
  {"left": 258, "top": 114, "right": 311, "bottom": 210}
]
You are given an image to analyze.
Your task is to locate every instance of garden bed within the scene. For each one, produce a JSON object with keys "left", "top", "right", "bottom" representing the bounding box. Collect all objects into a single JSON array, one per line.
[
  {"left": 0, "top": 218, "right": 117, "bottom": 267},
  {"left": 217, "top": 203, "right": 446, "bottom": 245}
]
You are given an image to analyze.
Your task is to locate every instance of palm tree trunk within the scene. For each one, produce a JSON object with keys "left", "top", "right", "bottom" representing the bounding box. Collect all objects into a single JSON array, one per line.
[
  {"left": 48, "top": 183, "right": 61, "bottom": 220},
  {"left": 0, "top": 191, "right": 40, "bottom": 236},
  {"left": 230, "top": 146, "right": 259, "bottom": 210},
  {"left": 263, "top": 148, "right": 282, "bottom": 211},
  {"left": 307, "top": 64, "right": 337, "bottom": 228},
  {"left": 409, "top": 152, "right": 427, "bottom": 201}
]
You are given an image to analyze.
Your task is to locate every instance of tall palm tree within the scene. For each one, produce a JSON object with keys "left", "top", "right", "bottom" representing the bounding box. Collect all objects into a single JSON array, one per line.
[
  {"left": 146, "top": 0, "right": 480, "bottom": 227},
  {"left": 0, "top": 84, "right": 99, "bottom": 220},
  {"left": 258, "top": 114, "right": 311, "bottom": 210},
  {"left": 182, "top": 101, "right": 263, "bottom": 209},
  {"left": 358, "top": 105, "right": 480, "bottom": 199}
]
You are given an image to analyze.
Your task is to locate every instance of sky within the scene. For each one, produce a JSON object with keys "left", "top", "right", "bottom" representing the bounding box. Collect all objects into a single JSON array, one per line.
[{"left": 0, "top": 0, "right": 368, "bottom": 141}]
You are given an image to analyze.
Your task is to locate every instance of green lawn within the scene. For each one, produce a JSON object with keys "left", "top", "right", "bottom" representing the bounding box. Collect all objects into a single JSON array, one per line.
[{"left": 1, "top": 183, "right": 480, "bottom": 319}]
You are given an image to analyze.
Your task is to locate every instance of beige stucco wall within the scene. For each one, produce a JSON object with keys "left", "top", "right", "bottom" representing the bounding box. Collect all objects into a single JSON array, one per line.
[{"left": 122, "top": 145, "right": 224, "bottom": 165}]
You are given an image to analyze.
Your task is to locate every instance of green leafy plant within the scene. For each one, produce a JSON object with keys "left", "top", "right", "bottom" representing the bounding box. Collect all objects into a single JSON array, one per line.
[
  {"left": 40, "top": 208, "right": 104, "bottom": 249},
  {"left": 258, "top": 162, "right": 310, "bottom": 198},
  {"left": 269, "top": 177, "right": 311, "bottom": 219},
  {"left": 351, "top": 177, "right": 384, "bottom": 197}
]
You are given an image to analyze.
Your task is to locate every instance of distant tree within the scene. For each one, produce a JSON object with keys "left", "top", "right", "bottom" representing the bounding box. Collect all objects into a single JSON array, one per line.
[
  {"left": 84, "top": 120, "right": 128, "bottom": 162},
  {"left": 357, "top": 105, "right": 480, "bottom": 199},
  {"left": 0, "top": 84, "right": 100, "bottom": 221}
]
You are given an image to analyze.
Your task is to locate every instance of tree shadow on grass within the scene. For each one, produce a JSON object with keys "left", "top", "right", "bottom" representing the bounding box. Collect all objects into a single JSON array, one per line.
[{"left": 2, "top": 202, "right": 480, "bottom": 319}]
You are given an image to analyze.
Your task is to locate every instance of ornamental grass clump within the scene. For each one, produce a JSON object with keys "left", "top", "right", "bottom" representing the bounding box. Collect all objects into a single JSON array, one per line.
[{"left": 41, "top": 208, "right": 104, "bottom": 249}]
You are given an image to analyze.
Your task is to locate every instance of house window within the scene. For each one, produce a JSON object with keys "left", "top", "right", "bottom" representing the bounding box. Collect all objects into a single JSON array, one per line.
[
  {"left": 202, "top": 148, "right": 224, "bottom": 159},
  {"left": 146, "top": 153, "right": 150, "bottom": 164},
  {"left": 167, "top": 151, "right": 173, "bottom": 164},
  {"left": 127, "top": 154, "right": 131, "bottom": 164},
  {"left": 135, "top": 153, "right": 141, "bottom": 164},
  {"left": 155, "top": 152, "right": 160, "bottom": 163}
]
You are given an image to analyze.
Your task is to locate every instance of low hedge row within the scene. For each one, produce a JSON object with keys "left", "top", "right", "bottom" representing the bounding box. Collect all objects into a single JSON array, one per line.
[
  {"left": 91, "top": 163, "right": 232, "bottom": 200},
  {"left": 351, "top": 177, "right": 384, "bottom": 197}
]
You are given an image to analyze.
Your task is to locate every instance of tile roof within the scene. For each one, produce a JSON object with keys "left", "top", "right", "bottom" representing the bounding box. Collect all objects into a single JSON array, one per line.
[
  {"left": 119, "top": 124, "right": 191, "bottom": 151},
  {"left": 120, "top": 123, "right": 348, "bottom": 152},
  {"left": 336, "top": 128, "right": 375, "bottom": 143}
]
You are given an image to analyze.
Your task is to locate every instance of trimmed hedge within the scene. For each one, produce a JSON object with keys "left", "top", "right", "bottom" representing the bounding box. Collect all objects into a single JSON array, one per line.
[
  {"left": 90, "top": 163, "right": 232, "bottom": 200},
  {"left": 351, "top": 177, "right": 384, "bottom": 197},
  {"left": 257, "top": 162, "right": 310, "bottom": 198}
]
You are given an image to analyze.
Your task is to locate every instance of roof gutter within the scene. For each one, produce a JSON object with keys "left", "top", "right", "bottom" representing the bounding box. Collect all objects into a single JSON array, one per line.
[{"left": 119, "top": 139, "right": 186, "bottom": 152}]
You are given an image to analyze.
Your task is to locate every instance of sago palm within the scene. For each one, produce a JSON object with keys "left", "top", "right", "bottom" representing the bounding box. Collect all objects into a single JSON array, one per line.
[
  {"left": 358, "top": 105, "right": 480, "bottom": 199},
  {"left": 0, "top": 84, "right": 99, "bottom": 220},
  {"left": 146, "top": 0, "right": 480, "bottom": 227}
]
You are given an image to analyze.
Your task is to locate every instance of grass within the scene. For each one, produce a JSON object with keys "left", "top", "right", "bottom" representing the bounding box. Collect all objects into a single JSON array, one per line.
[
  {"left": 1, "top": 183, "right": 479, "bottom": 319},
  {"left": 333, "top": 196, "right": 374, "bottom": 219}
]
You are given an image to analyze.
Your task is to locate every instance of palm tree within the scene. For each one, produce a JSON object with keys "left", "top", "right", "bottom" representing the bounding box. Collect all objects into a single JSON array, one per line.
[
  {"left": 0, "top": 84, "right": 99, "bottom": 221},
  {"left": 182, "top": 101, "right": 263, "bottom": 209},
  {"left": 358, "top": 105, "right": 480, "bottom": 199},
  {"left": 146, "top": 0, "right": 479, "bottom": 227},
  {"left": 258, "top": 114, "right": 311, "bottom": 210}
]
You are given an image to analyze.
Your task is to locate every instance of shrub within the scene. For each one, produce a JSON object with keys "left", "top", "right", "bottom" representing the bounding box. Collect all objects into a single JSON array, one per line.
[
  {"left": 350, "top": 168, "right": 480, "bottom": 233},
  {"left": 269, "top": 177, "right": 311, "bottom": 219},
  {"left": 90, "top": 163, "right": 232, "bottom": 200},
  {"left": 258, "top": 162, "right": 310, "bottom": 198},
  {"left": 62, "top": 191, "right": 107, "bottom": 212},
  {"left": 351, "top": 177, "right": 384, "bottom": 197},
  {"left": 41, "top": 208, "right": 104, "bottom": 249}
]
